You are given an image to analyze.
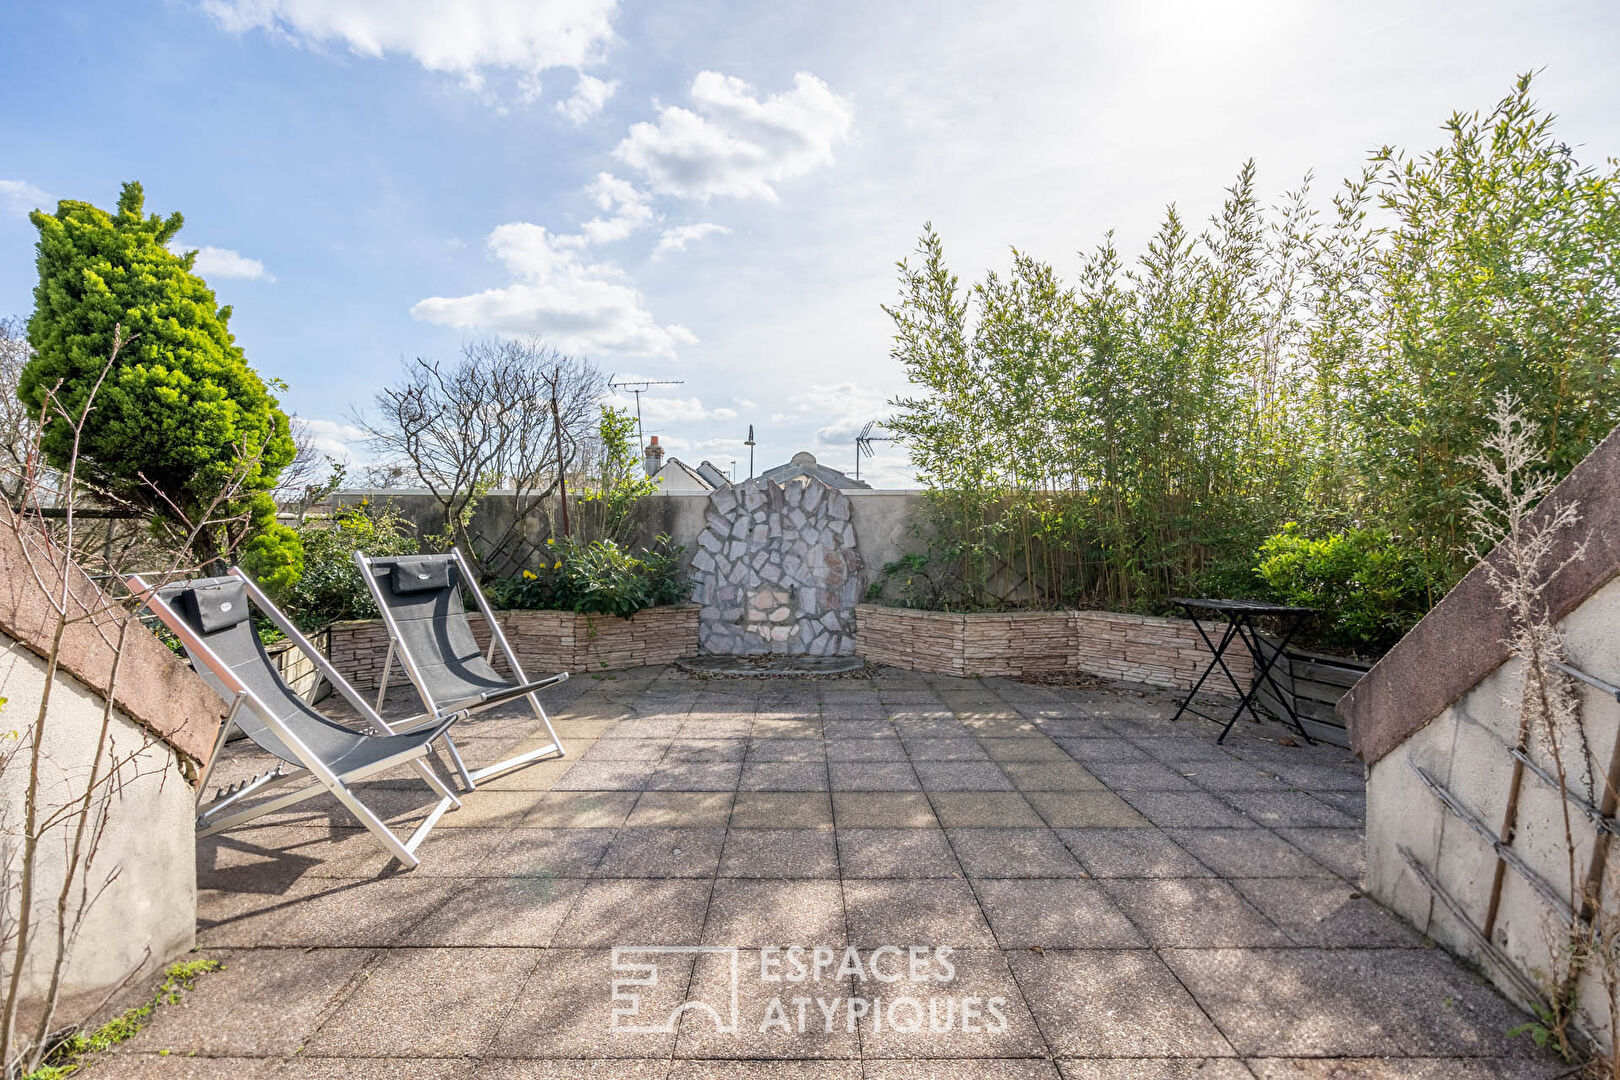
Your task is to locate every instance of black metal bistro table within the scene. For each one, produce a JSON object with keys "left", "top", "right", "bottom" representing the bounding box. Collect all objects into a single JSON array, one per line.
[{"left": 1168, "top": 598, "right": 1318, "bottom": 744}]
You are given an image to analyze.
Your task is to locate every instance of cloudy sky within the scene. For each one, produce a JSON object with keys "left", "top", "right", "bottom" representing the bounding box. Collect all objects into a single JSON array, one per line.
[{"left": 2, "top": 1, "right": 1617, "bottom": 486}]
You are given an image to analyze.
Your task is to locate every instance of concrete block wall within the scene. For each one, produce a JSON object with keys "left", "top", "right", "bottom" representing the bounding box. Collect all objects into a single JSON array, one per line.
[{"left": 855, "top": 604, "right": 1250, "bottom": 690}]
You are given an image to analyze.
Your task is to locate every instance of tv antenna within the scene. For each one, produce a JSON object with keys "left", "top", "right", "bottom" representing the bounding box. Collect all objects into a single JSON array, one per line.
[
  {"left": 609, "top": 377, "right": 686, "bottom": 454},
  {"left": 854, "top": 421, "right": 896, "bottom": 482}
]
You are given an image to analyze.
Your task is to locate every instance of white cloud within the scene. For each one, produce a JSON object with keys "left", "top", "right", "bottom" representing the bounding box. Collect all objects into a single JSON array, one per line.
[
  {"left": 293, "top": 416, "right": 367, "bottom": 463},
  {"left": 579, "top": 172, "right": 653, "bottom": 244},
  {"left": 614, "top": 71, "right": 853, "bottom": 201},
  {"left": 190, "top": 245, "right": 275, "bottom": 281},
  {"left": 556, "top": 73, "right": 618, "bottom": 124},
  {"left": 608, "top": 393, "right": 735, "bottom": 424},
  {"left": 411, "top": 222, "right": 689, "bottom": 356},
  {"left": 652, "top": 221, "right": 730, "bottom": 259},
  {"left": 202, "top": 0, "right": 617, "bottom": 102},
  {"left": 0, "top": 180, "right": 51, "bottom": 218}
]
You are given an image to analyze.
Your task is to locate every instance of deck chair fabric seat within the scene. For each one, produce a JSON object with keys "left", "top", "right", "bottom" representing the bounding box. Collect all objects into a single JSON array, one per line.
[
  {"left": 356, "top": 549, "right": 567, "bottom": 790},
  {"left": 133, "top": 572, "right": 461, "bottom": 870}
]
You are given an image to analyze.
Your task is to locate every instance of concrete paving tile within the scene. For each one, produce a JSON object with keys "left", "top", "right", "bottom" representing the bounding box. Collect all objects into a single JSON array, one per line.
[
  {"left": 490, "top": 948, "right": 690, "bottom": 1058},
  {"left": 1171, "top": 757, "right": 1291, "bottom": 791},
  {"left": 645, "top": 762, "right": 745, "bottom": 791},
  {"left": 821, "top": 721, "right": 895, "bottom": 738},
  {"left": 902, "top": 737, "right": 992, "bottom": 761},
  {"left": 669, "top": 1062, "right": 858, "bottom": 1080},
  {"left": 1229, "top": 878, "right": 1424, "bottom": 948},
  {"left": 679, "top": 718, "right": 754, "bottom": 738},
  {"left": 1166, "top": 828, "right": 1333, "bottom": 878},
  {"left": 596, "top": 827, "right": 727, "bottom": 878},
  {"left": 752, "top": 719, "right": 823, "bottom": 739},
  {"left": 1161, "top": 947, "right": 1544, "bottom": 1058},
  {"left": 868, "top": 1062, "right": 1059, "bottom": 1080},
  {"left": 1007, "top": 949, "right": 1234, "bottom": 1057},
  {"left": 430, "top": 789, "right": 541, "bottom": 828},
  {"left": 1101, "top": 878, "right": 1288, "bottom": 947},
  {"left": 79, "top": 1056, "right": 277, "bottom": 1078},
  {"left": 265, "top": 1058, "right": 477, "bottom": 1079},
  {"left": 742, "top": 762, "right": 831, "bottom": 791},
  {"left": 731, "top": 791, "right": 834, "bottom": 829},
  {"left": 748, "top": 738, "right": 828, "bottom": 762},
  {"left": 1000, "top": 762, "right": 1108, "bottom": 792},
  {"left": 197, "top": 876, "right": 458, "bottom": 948},
  {"left": 1312, "top": 789, "right": 1365, "bottom": 822},
  {"left": 601, "top": 718, "right": 686, "bottom": 738},
  {"left": 555, "top": 878, "right": 712, "bottom": 946},
  {"left": 663, "top": 738, "right": 748, "bottom": 762},
  {"left": 674, "top": 949, "right": 860, "bottom": 1060},
  {"left": 911, "top": 760, "right": 1013, "bottom": 791},
  {"left": 1119, "top": 792, "right": 1257, "bottom": 828},
  {"left": 705, "top": 879, "right": 846, "bottom": 947},
  {"left": 947, "top": 829, "right": 1086, "bottom": 878},
  {"left": 836, "top": 829, "right": 963, "bottom": 878},
  {"left": 1050, "top": 738, "right": 1153, "bottom": 763},
  {"left": 584, "top": 739, "right": 673, "bottom": 761},
  {"left": 1025, "top": 791, "right": 1148, "bottom": 828},
  {"left": 481, "top": 828, "right": 617, "bottom": 876},
  {"left": 1244, "top": 1057, "right": 1566, "bottom": 1079},
  {"left": 843, "top": 879, "right": 997, "bottom": 947},
  {"left": 1056, "top": 828, "right": 1211, "bottom": 878},
  {"left": 974, "top": 879, "right": 1145, "bottom": 948},
  {"left": 1057, "top": 1059, "right": 1252, "bottom": 1079},
  {"left": 305, "top": 946, "right": 533, "bottom": 1056},
  {"left": 476, "top": 1062, "right": 670, "bottom": 1079},
  {"left": 928, "top": 792, "right": 1044, "bottom": 828},
  {"left": 553, "top": 762, "right": 659, "bottom": 791},
  {"left": 525, "top": 791, "right": 640, "bottom": 828},
  {"left": 825, "top": 738, "right": 909, "bottom": 762},
  {"left": 721, "top": 829, "right": 839, "bottom": 877},
  {"left": 832, "top": 792, "right": 938, "bottom": 828},
  {"left": 120, "top": 947, "right": 373, "bottom": 1056},
  {"left": 404, "top": 876, "right": 587, "bottom": 945},
  {"left": 1221, "top": 791, "right": 1360, "bottom": 828},
  {"left": 955, "top": 716, "right": 1043, "bottom": 736},
  {"left": 1274, "top": 827, "right": 1365, "bottom": 882},
  {"left": 829, "top": 762, "right": 920, "bottom": 791},
  {"left": 627, "top": 791, "right": 735, "bottom": 827},
  {"left": 1082, "top": 761, "right": 1200, "bottom": 791},
  {"left": 855, "top": 949, "right": 1045, "bottom": 1058},
  {"left": 978, "top": 737, "right": 1072, "bottom": 762}
]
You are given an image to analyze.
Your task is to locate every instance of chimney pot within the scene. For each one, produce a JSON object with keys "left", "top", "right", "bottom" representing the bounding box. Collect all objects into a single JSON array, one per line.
[{"left": 643, "top": 435, "right": 665, "bottom": 477}]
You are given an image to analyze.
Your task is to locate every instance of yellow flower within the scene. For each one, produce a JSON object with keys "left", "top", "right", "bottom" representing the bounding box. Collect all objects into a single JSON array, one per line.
[
  {"left": 553, "top": 560, "right": 562, "bottom": 569},
  {"left": 522, "top": 570, "right": 536, "bottom": 580},
  {"left": 546, "top": 538, "right": 555, "bottom": 546}
]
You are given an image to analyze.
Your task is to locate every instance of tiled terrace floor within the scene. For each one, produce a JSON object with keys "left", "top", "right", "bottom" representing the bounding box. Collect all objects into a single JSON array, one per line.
[{"left": 88, "top": 666, "right": 1558, "bottom": 1078}]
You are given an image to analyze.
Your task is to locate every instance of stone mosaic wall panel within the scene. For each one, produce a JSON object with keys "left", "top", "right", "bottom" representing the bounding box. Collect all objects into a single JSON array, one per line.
[{"left": 691, "top": 477, "right": 862, "bottom": 656}]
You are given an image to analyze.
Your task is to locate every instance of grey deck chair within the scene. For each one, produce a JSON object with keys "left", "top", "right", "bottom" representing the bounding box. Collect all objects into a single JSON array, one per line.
[
  {"left": 354, "top": 548, "right": 567, "bottom": 790},
  {"left": 130, "top": 570, "right": 461, "bottom": 869}
]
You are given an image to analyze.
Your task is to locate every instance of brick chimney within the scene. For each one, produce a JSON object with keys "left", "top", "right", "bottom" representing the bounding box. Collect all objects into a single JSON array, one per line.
[{"left": 643, "top": 435, "right": 665, "bottom": 477}]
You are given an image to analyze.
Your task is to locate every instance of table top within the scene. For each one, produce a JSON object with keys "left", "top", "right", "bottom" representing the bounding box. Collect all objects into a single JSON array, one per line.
[{"left": 1169, "top": 597, "right": 1318, "bottom": 617}]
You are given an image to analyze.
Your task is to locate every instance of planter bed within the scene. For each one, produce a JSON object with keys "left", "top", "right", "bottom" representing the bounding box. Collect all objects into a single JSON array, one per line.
[{"left": 326, "top": 604, "right": 700, "bottom": 690}]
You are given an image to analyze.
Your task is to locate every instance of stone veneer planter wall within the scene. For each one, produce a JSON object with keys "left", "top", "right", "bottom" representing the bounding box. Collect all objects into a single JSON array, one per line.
[
  {"left": 856, "top": 604, "right": 1255, "bottom": 690},
  {"left": 326, "top": 604, "right": 699, "bottom": 690}
]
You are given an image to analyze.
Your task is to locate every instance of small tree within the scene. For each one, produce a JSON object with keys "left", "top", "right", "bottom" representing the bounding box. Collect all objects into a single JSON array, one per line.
[
  {"left": 577, "top": 405, "right": 656, "bottom": 543},
  {"left": 22, "top": 182, "right": 299, "bottom": 581}
]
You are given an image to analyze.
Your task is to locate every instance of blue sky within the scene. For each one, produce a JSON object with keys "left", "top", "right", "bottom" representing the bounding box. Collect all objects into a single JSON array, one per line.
[{"left": 2, "top": 1, "right": 1618, "bottom": 486}]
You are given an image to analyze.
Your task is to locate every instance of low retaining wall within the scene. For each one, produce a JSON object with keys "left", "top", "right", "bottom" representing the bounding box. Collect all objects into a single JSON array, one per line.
[
  {"left": 327, "top": 605, "right": 700, "bottom": 690},
  {"left": 856, "top": 604, "right": 1254, "bottom": 690}
]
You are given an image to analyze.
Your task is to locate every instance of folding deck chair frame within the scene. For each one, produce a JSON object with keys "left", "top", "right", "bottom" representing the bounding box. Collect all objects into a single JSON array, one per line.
[
  {"left": 354, "top": 547, "right": 567, "bottom": 791},
  {"left": 130, "top": 570, "right": 462, "bottom": 869}
]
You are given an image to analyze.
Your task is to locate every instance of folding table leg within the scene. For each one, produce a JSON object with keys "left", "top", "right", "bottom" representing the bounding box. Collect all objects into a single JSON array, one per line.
[{"left": 1171, "top": 614, "right": 1240, "bottom": 723}]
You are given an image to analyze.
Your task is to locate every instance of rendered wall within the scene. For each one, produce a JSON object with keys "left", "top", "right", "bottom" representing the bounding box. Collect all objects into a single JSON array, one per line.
[{"left": 0, "top": 638, "right": 197, "bottom": 999}]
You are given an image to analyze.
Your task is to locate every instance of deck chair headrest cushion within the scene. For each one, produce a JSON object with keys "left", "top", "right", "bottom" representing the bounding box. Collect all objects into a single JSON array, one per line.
[
  {"left": 183, "top": 580, "right": 251, "bottom": 634},
  {"left": 391, "top": 555, "right": 454, "bottom": 594}
]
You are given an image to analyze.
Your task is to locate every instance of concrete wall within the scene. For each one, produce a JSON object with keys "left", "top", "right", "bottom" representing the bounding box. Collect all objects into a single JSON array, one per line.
[
  {"left": 1365, "top": 571, "right": 1620, "bottom": 1048},
  {"left": 0, "top": 637, "right": 197, "bottom": 999}
]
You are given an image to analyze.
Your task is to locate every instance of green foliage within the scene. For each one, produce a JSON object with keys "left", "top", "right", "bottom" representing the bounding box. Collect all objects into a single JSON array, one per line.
[
  {"left": 22, "top": 182, "right": 298, "bottom": 571},
  {"left": 487, "top": 535, "right": 689, "bottom": 619},
  {"left": 24, "top": 959, "right": 223, "bottom": 1078},
  {"left": 576, "top": 406, "right": 658, "bottom": 543},
  {"left": 1254, "top": 525, "right": 1429, "bottom": 655},
  {"left": 883, "top": 75, "right": 1620, "bottom": 652},
  {"left": 279, "top": 501, "right": 419, "bottom": 628}
]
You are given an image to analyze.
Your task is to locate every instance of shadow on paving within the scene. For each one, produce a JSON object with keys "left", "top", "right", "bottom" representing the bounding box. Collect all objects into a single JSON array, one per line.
[{"left": 82, "top": 665, "right": 1564, "bottom": 1079}]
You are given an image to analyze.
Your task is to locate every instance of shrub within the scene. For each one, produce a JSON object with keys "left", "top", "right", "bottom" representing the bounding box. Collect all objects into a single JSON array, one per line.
[
  {"left": 487, "top": 535, "right": 689, "bottom": 619},
  {"left": 1255, "top": 524, "right": 1431, "bottom": 655},
  {"left": 279, "top": 502, "right": 419, "bottom": 628}
]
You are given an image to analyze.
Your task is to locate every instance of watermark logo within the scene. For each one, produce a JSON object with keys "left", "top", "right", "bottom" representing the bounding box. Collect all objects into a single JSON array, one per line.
[
  {"left": 610, "top": 946, "right": 740, "bottom": 1034},
  {"left": 609, "top": 945, "right": 1006, "bottom": 1036}
]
